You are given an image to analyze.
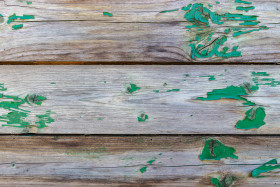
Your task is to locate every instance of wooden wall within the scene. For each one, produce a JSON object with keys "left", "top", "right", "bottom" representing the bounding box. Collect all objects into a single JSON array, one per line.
[{"left": 0, "top": 0, "right": 279, "bottom": 186}]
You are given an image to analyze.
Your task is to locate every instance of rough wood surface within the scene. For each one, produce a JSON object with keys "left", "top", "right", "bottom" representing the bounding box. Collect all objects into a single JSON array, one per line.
[
  {"left": 0, "top": 135, "right": 277, "bottom": 186},
  {"left": 0, "top": 65, "right": 277, "bottom": 134},
  {"left": 0, "top": 0, "right": 279, "bottom": 62}
]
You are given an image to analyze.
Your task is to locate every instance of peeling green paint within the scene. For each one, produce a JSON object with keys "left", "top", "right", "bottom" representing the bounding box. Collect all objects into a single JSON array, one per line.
[
  {"left": 126, "top": 84, "right": 141, "bottom": 93},
  {"left": 153, "top": 90, "right": 159, "bottom": 93},
  {"left": 7, "top": 14, "right": 34, "bottom": 24},
  {"left": 200, "top": 75, "right": 215, "bottom": 81},
  {"left": 236, "top": 6, "right": 255, "bottom": 12},
  {"left": 166, "top": 89, "right": 180, "bottom": 92},
  {"left": 199, "top": 139, "right": 238, "bottom": 160},
  {"left": 140, "top": 166, "right": 147, "bottom": 173},
  {"left": 235, "top": 107, "right": 266, "bottom": 129},
  {"left": 235, "top": 0, "right": 252, "bottom": 4},
  {"left": 12, "top": 24, "right": 23, "bottom": 30},
  {"left": 147, "top": 157, "right": 157, "bottom": 165},
  {"left": 197, "top": 83, "right": 258, "bottom": 106},
  {"left": 35, "top": 110, "right": 55, "bottom": 129},
  {"left": 138, "top": 113, "right": 148, "bottom": 122},
  {"left": 162, "top": 2, "right": 268, "bottom": 60},
  {"left": 0, "top": 83, "right": 54, "bottom": 129},
  {"left": 50, "top": 82, "right": 56, "bottom": 84},
  {"left": 160, "top": 9, "right": 179, "bottom": 13},
  {"left": 103, "top": 12, "right": 113, "bottom": 17},
  {"left": 252, "top": 159, "right": 280, "bottom": 178}
]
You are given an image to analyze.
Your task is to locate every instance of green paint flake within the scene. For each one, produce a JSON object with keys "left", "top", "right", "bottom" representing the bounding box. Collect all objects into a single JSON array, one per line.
[
  {"left": 235, "top": 0, "right": 252, "bottom": 4},
  {"left": 7, "top": 14, "right": 35, "bottom": 24},
  {"left": 166, "top": 89, "right": 180, "bottom": 92},
  {"left": 153, "top": 90, "right": 159, "bottom": 93},
  {"left": 12, "top": 24, "right": 23, "bottom": 30},
  {"left": 235, "top": 107, "right": 266, "bottom": 129},
  {"left": 216, "top": 1, "right": 220, "bottom": 4},
  {"left": 147, "top": 157, "right": 157, "bottom": 165},
  {"left": 50, "top": 82, "right": 56, "bottom": 84},
  {"left": 26, "top": 1, "right": 32, "bottom": 4},
  {"left": 252, "top": 72, "right": 270, "bottom": 76},
  {"left": 184, "top": 74, "right": 190, "bottom": 77},
  {"left": 252, "top": 159, "right": 280, "bottom": 178},
  {"left": 160, "top": 9, "right": 179, "bottom": 13},
  {"left": 197, "top": 84, "right": 258, "bottom": 106},
  {"left": 126, "top": 84, "right": 141, "bottom": 93},
  {"left": 236, "top": 6, "right": 255, "bottom": 12},
  {"left": 200, "top": 75, "right": 215, "bottom": 81},
  {"left": 233, "top": 26, "right": 268, "bottom": 37},
  {"left": 239, "top": 21, "right": 260, "bottom": 26},
  {"left": 138, "top": 113, "right": 148, "bottom": 122},
  {"left": 199, "top": 139, "right": 238, "bottom": 160},
  {"left": 103, "top": 12, "right": 113, "bottom": 17},
  {"left": 97, "top": 118, "right": 103, "bottom": 120},
  {"left": 140, "top": 166, "right": 147, "bottom": 173}
]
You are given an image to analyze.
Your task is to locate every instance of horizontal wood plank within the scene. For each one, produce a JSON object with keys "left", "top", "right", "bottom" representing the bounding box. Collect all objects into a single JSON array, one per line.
[
  {"left": 0, "top": 0, "right": 279, "bottom": 62},
  {"left": 0, "top": 135, "right": 278, "bottom": 186},
  {"left": 0, "top": 65, "right": 278, "bottom": 134}
]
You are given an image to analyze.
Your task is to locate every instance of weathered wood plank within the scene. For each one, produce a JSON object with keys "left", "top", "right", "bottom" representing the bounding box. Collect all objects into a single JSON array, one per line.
[
  {"left": 0, "top": 0, "right": 279, "bottom": 62},
  {"left": 0, "top": 135, "right": 278, "bottom": 186},
  {"left": 0, "top": 65, "right": 278, "bottom": 134}
]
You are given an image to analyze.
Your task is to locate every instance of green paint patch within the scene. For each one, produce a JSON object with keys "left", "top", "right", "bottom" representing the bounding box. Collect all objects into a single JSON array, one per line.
[
  {"left": 252, "top": 72, "right": 270, "bottom": 76},
  {"left": 12, "top": 24, "right": 23, "bottom": 30},
  {"left": 236, "top": 6, "right": 255, "bottom": 12},
  {"left": 239, "top": 21, "right": 260, "bottom": 26},
  {"left": 197, "top": 83, "right": 258, "bottom": 106},
  {"left": 153, "top": 90, "right": 159, "bottom": 93},
  {"left": 235, "top": 0, "right": 252, "bottom": 4},
  {"left": 184, "top": 74, "right": 190, "bottom": 77},
  {"left": 235, "top": 107, "right": 266, "bottom": 129},
  {"left": 7, "top": 14, "right": 34, "bottom": 24},
  {"left": 166, "top": 89, "right": 180, "bottom": 92},
  {"left": 35, "top": 110, "right": 55, "bottom": 129},
  {"left": 97, "top": 118, "right": 103, "bottom": 120},
  {"left": 199, "top": 139, "right": 238, "bottom": 160},
  {"left": 103, "top": 12, "right": 113, "bottom": 17},
  {"left": 50, "top": 82, "right": 56, "bottom": 84},
  {"left": 147, "top": 157, "right": 157, "bottom": 165},
  {"left": 26, "top": 1, "right": 32, "bottom": 4},
  {"left": 233, "top": 26, "right": 268, "bottom": 37},
  {"left": 140, "top": 166, "right": 147, "bottom": 173},
  {"left": 160, "top": 9, "right": 179, "bottom": 13},
  {"left": 126, "top": 84, "right": 141, "bottom": 93},
  {"left": 252, "top": 159, "right": 280, "bottom": 178},
  {"left": 211, "top": 175, "right": 236, "bottom": 187},
  {"left": 200, "top": 75, "right": 215, "bottom": 81},
  {"left": 138, "top": 113, "right": 148, "bottom": 122}
]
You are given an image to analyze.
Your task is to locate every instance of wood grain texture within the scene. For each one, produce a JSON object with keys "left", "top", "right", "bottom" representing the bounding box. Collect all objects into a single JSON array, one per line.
[
  {"left": 0, "top": 65, "right": 278, "bottom": 134},
  {"left": 0, "top": 135, "right": 278, "bottom": 186},
  {"left": 0, "top": 0, "right": 279, "bottom": 62}
]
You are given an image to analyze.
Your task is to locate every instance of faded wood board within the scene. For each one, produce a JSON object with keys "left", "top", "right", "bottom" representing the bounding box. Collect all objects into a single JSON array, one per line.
[
  {"left": 0, "top": 0, "right": 279, "bottom": 62},
  {"left": 0, "top": 135, "right": 278, "bottom": 186},
  {"left": 0, "top": 65, "right": 278, "bottom": 134}
]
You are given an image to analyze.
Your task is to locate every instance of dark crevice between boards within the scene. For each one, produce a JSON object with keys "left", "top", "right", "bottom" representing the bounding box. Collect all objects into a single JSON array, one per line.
[
  {"left": 0, "top": 61, "right": 279, "bottom": 65},
  {"left": 2, "top": 134, "right": 280, "bottom": 137}
]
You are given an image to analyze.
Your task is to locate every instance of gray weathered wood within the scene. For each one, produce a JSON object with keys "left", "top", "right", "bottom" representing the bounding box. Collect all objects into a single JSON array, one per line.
[
  {"left": 0, "top": 135, "right": 278, "bottom": 186},
  {"left": 0, "top": 0, "right": 279, "bottom": 62},
  {"left": 0, "top": 65, "right": 278, "bottom": 134}
]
